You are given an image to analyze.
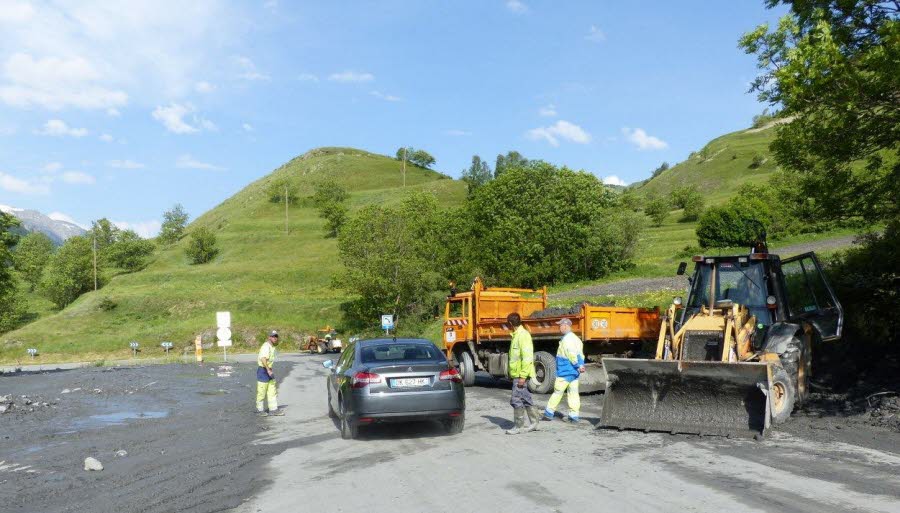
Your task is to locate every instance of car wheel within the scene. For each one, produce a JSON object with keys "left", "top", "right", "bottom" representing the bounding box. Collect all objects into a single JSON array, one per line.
[
  {"left": 458, "top": 351, "right": 476, "bottom": 387},
  {"left": 327, "top": 385, "right": 337, "bottom": 419},
  {"left": 339, "top": 398, "right": 358, "bottom": 440},
  {"left": 445, "top": 414, "right": 465, "bottom": 435},
  {"left": 529, "top": 351, "right": 556, "bottom": 394}
]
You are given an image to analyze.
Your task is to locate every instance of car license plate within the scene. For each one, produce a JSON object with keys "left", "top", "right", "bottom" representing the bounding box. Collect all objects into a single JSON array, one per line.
[{"left": 391, "top": 377, "right": 430, "bottom": 388}]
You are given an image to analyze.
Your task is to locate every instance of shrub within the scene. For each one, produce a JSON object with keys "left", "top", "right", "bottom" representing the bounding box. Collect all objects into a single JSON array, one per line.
[
  {"left": 267, "top": 177, "right": 299, "bottom": 204},
  {"left": 98, "top": 297, "right": 117, "bottom": 311},
  {"left": 13, "top": 232, "right": 54, "bottom": 291},
  {"left": 749, "top": 153, "right": 766, "bottom": 168},
  {"left": 681, "top": 193, "right": 705, "bottom": 222},
  {"left": 41, "top": 236, "right": 95, "bottom": 309},
  {"left": 185, "top": 227, "right": 219, "bottom": 264},
  {"left": 643, "top": 195, "right": 671, "bottom": 227},
  {"left": 107, "top": 230, "right": 155, "bottom": 272}
]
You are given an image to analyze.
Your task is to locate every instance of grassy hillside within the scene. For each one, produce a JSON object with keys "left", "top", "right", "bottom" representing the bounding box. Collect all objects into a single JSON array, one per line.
[
  {"left": 634, "top": 123, "right": 780, "bottom": 204},
  {"left": 1, "top": 148, "right": 466, "bottom": 364}
]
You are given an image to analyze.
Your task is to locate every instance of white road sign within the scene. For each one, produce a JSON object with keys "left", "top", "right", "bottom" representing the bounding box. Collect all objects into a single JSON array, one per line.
[
  {"left": 381, "top": 314, "right": 394, "bottom": 331},
  {"left": 217, "top": 327, "right": 232, "bottom": 341},
  {"left": 216, "top": 311, "right": 231, "bottom": 328}
]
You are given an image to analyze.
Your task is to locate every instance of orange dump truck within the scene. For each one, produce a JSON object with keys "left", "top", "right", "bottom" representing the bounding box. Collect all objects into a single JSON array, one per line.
[{"left": 443, "top": 278, "right": 661, "bottom": 393}]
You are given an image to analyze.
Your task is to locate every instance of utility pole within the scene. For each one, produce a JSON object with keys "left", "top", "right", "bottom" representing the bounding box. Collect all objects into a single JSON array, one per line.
[
  {"left": 92, "top": 236, "right": 98, "bottom": 291},
  {"left": 284, "top": 185, "right": 289, "bottom": 234}
]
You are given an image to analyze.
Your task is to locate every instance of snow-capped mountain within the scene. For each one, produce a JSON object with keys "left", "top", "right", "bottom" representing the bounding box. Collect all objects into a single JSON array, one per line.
[{"left": 0, "top": 205, "right": 86, "bottom": 245}]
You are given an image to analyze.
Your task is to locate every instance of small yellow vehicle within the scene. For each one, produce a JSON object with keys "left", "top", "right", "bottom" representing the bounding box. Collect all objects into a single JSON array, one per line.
[{"left": 305, "top": 326, "right": 343, "bottom": 354}]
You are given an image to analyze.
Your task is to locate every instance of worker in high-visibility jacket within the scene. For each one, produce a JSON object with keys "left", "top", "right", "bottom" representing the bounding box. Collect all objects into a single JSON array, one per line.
[
  {"left": 256, "top": 330, "right": 284, "bottom": 417},
  {"left": 543, "top": 318, "right": 585, "bottom": 422},
  {"left": 505, "top": 313, "right": 541, "bottom": 434}
]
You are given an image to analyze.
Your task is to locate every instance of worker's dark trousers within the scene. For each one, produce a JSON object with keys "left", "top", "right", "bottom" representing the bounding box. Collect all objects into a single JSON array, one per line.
[{"left": 510, "top": 380, "right": 533, "bottom": 408}]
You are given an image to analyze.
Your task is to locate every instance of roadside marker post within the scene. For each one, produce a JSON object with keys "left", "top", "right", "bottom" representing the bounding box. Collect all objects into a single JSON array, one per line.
[
  {"left": 381, "top": 314, "right": 395, "bottom": 337},
  {"left": 161, "top": 342, "right": 173, "bottom": 356},
  {"left": 216, "top": 312, "right": 233, "bottom": 362},
  {"left": 129, "top": 341, "right": 139, "bottom": 358},
  {"left": 27, "top": 348, "right": 38, "bottom": 360},
  {"left": 194, "top": 335, "right": 203, "bottom": 363}
]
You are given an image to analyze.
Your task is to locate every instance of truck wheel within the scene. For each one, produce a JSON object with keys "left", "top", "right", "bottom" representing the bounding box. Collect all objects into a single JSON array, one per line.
[
  {"left": 529, "top": 351, "right": 556, "bottom": 394},
  {"left": 770, "top": 365, "right": 796, "bottom": 425},
  {"left": 780, "top": 336, "right": 810, "bottom": 406},
  {"left": 458, "top": 351, "right": 476, "bottom": 387}
]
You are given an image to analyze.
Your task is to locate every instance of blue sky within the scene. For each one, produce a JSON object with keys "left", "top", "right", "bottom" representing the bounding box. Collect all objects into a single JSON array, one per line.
[{"left": 0, "top": 0, "right": 785, "bottom": 237}]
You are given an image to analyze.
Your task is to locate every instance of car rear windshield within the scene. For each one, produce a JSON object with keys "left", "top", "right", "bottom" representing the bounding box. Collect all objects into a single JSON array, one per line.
[{"left": 360, "top": 343, "right": 443, "bottom": 364}]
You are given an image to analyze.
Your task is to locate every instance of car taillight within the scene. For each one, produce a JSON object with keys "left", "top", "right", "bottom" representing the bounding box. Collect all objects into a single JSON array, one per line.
[
  {"left": 352, "top": 372, "right": 382, "bottom": 388},
  {"left": 439, "top": 368, "right": 463, "bottom": 383}
]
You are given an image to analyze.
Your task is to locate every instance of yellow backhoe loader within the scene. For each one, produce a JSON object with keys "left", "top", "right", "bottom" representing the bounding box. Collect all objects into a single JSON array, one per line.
[{"left": 600, "top": 244, "right": 843, "bottom": 438}]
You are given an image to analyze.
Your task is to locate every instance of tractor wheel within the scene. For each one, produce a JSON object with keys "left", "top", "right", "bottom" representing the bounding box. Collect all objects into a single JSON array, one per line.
[
  {"left": 770, "top": 365, "right": 796, "bottom": 425},
  {"left": 458, "top": 351, "right": 476, "bottom": 387},
  {"left": 529, "top": 351, "right": 556, "bottom": 394},
  {"left": 317, "top": 343, "right": 326, "bottom": 355},
  {"left": 780, "top": 336, "right": 811, "bottom": 406}
]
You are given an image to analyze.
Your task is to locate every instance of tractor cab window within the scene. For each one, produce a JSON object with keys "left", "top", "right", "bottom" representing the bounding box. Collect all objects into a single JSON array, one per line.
[
  {"left": 780, "top": 253, "right": 843, "bottom": 340},
  {"left": 685, "top": 261, "right": 772, "bottom": 325}
]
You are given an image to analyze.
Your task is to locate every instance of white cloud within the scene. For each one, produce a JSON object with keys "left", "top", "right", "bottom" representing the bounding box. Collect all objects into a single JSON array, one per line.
[
  {"left": 297, "top": 73, "right": 319, "bottom": 82},
  {"left": 0, "top": 53, "right": 129, "bottom": 110},
  {"left": 37, "top": 119, "right": 89, "bottom": 137},
  {"left": 0, "top": 2, "right": 245, "bottom": 110},
  {"left": 108, "top": 159, "right": 145, "bottom": 169},
  {"left": 603, "top": 175, "right": 628, "bottom": 186},
  {"left": 99, "top": 133, "right": 114, "bottom": 142},
  {"left": 622, "top": 127, "right": 668, "bottom": 150},
  {"left": 176, "top": 154, "right": 224, "bottom": 170},
  {"left": 526, "top": 120, "right": 592, "bottom": 147},
  {"left": 106, "top": 107, "right": 121, "bottom": 117},
  {"left": 194, "top": 81, "right": 215, "bottom": 93},
  {"left": 369, "top": 90, "right": 401, "bottom": 102},
  {"left": 43, "top": 162, "right": 63, "bottom": 173},
  {"left": 112, "top": 219, "right": 161, "bottom": 238},
  {"left": 242, "top": 123, "right": 254, "bottom": 132},
  {"left": 444, "top": 129, "right": 471, "bottom": 136},
  {"left": 506, "top": 0, "right": 528, "bottom": 13},
  {"left": 586, "top": 25, "right": 606, "bottom": 42},
  {"left": 328, "top": 71, "right": 374, "bottom": 83},
  {"left": 48, "top": 211, "right": 88, "bottom": 228},
  {"left": 0, "top": 1, "right": 35, "bottom": 23},
  {"left": 152, "top": 103, "right": 213, "bottom": 134},
  {"left": 538, "top": 104, "right": 557, "bottom": 117},
  {"left": 235, "top": 55, "right": 270, "bottom": 81},
  {"left": 61, "top": 171, "right": 95, "bottom": 184},
  {"left": 0, "top": 171, "right": 49, "bottom": 195}
]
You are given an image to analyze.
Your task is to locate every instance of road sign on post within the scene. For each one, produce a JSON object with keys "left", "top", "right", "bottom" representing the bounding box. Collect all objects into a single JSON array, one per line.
[
  {"left": 216, "top": 312, "right": 232, "bottom": 361},
  {"left": 161, "top": 342, "right": 173, "bottom": 355},
  {"left": 381, "top": 314, "right": 395, "bottom": 335},
  {"left": 129, "top": 341, "right": 139, "bottom": 358}
]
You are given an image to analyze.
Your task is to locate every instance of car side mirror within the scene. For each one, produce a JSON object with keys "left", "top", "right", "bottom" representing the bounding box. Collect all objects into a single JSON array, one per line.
[
  {"left": 322, "top": 360, "right": 334, "bottom": 369},
  {"left": 676, "top": 262, "right": 687, "bottom": 276}
]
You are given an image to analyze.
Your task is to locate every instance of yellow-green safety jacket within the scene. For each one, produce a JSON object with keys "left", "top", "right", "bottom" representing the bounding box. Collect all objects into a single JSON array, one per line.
[{"left": 508, "top": 325, "right": 536, "bottom": 379}]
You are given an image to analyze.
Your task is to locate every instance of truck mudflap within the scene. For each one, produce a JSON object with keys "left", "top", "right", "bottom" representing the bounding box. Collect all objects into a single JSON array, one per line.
[{"left": 600, "top": 358, "right": 771, "bottom": 438}]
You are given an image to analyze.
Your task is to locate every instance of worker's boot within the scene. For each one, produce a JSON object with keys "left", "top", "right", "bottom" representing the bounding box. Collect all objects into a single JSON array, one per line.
[
  {"left": 505, "top": 408, "right": 526, "bottom": 435},
  {"left": 523, "top": 406, "right": 541, "bottom": 432}
]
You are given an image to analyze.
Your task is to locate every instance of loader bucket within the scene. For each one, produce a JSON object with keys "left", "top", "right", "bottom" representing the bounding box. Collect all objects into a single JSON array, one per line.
[{"left": 600, "top": 358, "right": 770, "bottom": 438}]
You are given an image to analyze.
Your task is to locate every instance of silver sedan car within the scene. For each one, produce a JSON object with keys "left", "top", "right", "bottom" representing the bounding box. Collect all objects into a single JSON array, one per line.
[{"left": 323, "top": 338, "right": 465, "bottom": 439}]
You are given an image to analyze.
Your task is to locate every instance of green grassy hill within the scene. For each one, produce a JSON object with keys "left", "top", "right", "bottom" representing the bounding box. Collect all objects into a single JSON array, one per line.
[
  {"left": 633, "top": 123, "right": 780, "bottom": 204},
  {"left": 0, "top": 148, "right": 466, "bottom": 364}
]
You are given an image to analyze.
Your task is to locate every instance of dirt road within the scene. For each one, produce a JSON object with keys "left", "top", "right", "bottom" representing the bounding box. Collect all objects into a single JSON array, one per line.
[
  {"left": 552, "top": 234, "right": 860, "bottom": 300},
  {"left": 3, "top": 354, "right": 898, "bottom": 513}
]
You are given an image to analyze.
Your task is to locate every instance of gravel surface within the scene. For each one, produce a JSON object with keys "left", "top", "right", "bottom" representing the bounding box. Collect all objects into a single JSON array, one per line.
[
  {"left": 552, "top": 235, "right": 859, "bottom": 300},
  {"left": 0, "top": 361, "right": 295, "bottom": 513},
  {"left": 4, "top": 351, "right": 898, "bottom": 513}
]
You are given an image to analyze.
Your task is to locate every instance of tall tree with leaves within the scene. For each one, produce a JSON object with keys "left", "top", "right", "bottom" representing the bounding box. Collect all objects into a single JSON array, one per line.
[
  {"left": 158, "top": 204, "right": 190, "bottom": 245},
  {"left": 89, "top": 218, "right": 120, "bottom": 262},
  {"left": 185, "top": 227, "right": 219, "bottom": 264},
  {"left": 13, "top": 232, "right": 54, "bottom": 291},
  {"left": 41, "top": 236, "right": 95, "bottom": 309},
  {"left": 739, "top": 1, "right": 899, "bottom": 222},
  {"left": 494, "top": 151, "right": 529, "bottom": 178},
  {"left": 107, "top": 230, "right": 155, "bottom": 272},
  {"left": 312, "top": 180, "right": 350, "bottom": 237},
  {"left": 461, "top": 155, "right": 492, "bottom": 197},
  {"left": 0, "top": 212, "right": 24, "bottom": 332}
]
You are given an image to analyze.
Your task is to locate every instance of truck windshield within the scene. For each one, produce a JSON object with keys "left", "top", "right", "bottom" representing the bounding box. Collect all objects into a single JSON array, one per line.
[{"left": 686, "top": 261, "right": 772, "bottom": 324}]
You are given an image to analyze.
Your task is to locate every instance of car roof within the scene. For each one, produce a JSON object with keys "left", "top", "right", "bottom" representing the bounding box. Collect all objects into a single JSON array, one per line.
[{"left": 357, "top": 338, "right": 432, "bottom": 347}]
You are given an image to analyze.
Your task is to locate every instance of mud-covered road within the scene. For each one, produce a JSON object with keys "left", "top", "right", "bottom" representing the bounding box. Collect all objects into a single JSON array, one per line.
[{"left": 3, "top": 354, "right": 899, "bottom": 513}]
